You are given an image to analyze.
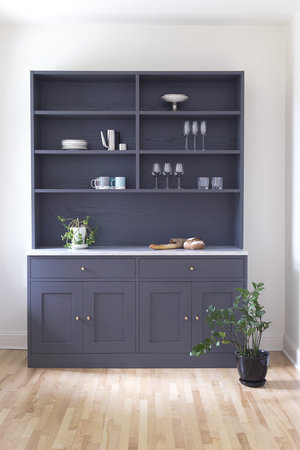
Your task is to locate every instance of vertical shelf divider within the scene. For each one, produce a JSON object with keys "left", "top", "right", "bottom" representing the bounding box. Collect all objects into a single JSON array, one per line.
[
  {"left": 238, "top": 72, "right": 244, "bottom": 248},
  {"left": 30, "top": 71, "right": 36, "bottom": 248},
  {"left": 135, "top": 74, "right": 140, "bottom": 189}
]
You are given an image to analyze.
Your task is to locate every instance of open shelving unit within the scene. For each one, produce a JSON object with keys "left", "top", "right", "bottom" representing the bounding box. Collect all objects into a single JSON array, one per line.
[{"left": 31, "top": 71, "right": 244, "bottom": 248}]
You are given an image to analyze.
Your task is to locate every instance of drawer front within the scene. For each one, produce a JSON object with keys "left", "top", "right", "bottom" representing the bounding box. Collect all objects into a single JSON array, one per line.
[
  {"left": 30, "top": 257, "right": 136, "bottom": 278},
  {"left": 140, "top": 257, "right": 244, "bottom": 279}
]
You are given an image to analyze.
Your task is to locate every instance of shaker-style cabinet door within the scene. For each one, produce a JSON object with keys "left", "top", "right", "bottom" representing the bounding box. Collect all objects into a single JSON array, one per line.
[
  {"left": 192, "top": 281, "right": 239, "bottom": 353},
  {"left": 140, "top": 282, "right": 191, "bottom": 353},
  {"left": 83, "top": 282, "right": 135, "bottom": 353},
  {"left": 30, "top": 282, "right": 83, "bottom": 353}
]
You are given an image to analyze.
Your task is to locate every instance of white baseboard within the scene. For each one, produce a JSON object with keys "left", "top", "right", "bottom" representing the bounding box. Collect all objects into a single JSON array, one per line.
[
  {"left": 0, "top": 332, "right": 27, "bottom": 349},
  {"left": 0, "top": 332, "right": 283, "bottom": 353},
  {"left": 260, "top": 335, "right": 283, "bottom": 351},
  {"left": 283, "top": 334, "right": 300, "bottom": 370}
]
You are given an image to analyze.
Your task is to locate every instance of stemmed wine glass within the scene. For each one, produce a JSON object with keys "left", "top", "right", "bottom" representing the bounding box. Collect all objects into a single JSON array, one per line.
[
  {"left": 192, "top": 121, "right": 199, "bottom": 151},
  {"left": 152, "top": 162, "right": 161, "bottom": 189},
  {"left": 183, "top": 121, "right": 191, "bottom": 151},
  {"left": 174, "top": 163, "right": 184, "bottom": 189},
  {"left": 162, "top": 162, "right": 172, "bottom": 189},
  {"left": 200, "top": 120, "right": 207, "bottom": 151}
]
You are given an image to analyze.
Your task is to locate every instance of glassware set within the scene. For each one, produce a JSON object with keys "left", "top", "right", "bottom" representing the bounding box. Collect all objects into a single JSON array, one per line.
[
  {"left": 198, "top": 176, "right": 223, "bottom": 190},
  {"left": 184, "top": 120, "right": 206, "bottom": 151},
  {"left": 152, "top": 162, "right": 184, "bottom": 189}
]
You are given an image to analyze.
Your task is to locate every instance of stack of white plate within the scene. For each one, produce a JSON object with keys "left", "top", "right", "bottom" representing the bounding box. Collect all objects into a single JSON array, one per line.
[{"left": 61, "top": 139, "right": 88, "bottom": 150}]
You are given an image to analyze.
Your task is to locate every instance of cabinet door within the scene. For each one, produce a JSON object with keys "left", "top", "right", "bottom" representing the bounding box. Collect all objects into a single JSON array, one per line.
[
  {"left": 84, "top": 282, "right": 135, "bottom": 353},
  {"left": 192, "top": 282, "right": 239, "bottom": 353},
  {"left": 140, "top": 282, "right": 191, "bottom": 353},
  {"left": 30, "top": 282, "right": 83, "bottom": 353}
]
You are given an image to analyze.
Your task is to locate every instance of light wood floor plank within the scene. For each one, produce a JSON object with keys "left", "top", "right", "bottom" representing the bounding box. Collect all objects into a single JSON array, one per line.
[{"left": 0, "top": 351, "right": 299, "bottom": 449}]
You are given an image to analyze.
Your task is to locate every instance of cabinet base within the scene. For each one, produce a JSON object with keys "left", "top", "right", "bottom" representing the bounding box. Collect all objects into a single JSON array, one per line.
[{"left": 28, "top": 352, "right": 236, "bottom": 368}]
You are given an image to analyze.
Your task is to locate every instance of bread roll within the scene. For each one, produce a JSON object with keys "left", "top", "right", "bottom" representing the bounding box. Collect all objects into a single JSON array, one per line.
[{"left": 183, "top": 237, "right": 205, "bottom": 250}]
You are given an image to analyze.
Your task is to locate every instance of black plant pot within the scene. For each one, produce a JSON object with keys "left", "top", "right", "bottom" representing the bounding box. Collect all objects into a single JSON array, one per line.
[{"left": 235, "top": 350, "right": 270, "bottom": 388}]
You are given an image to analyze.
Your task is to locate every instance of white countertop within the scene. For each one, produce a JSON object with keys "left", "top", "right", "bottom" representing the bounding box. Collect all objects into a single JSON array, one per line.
[{"left": 27, "top": 246, "right": 248, "bottom": 256}]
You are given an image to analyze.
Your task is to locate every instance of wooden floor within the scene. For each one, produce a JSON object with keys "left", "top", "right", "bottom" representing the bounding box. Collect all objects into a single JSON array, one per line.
[{"left": 0, "top": 351, "right": 299, "bottom": 449}]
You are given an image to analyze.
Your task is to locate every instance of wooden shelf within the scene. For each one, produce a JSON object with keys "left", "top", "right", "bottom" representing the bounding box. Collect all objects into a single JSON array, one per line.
[
  {"left": 35, "top": 189, "right": 240, "bottom": 194},
  {"left": 35, "top": 150, "right": 239, "bottom": 155},
  {"left": 34, "top": 110, "right": 240, "bottom": 117},
  {"left": 35, "top": 189, "right": 137, "bottom": 193},
  {"left": 35, "top": 150, "right": 136, "bottom": 155},
  {"left": 34, "top": 110, "right": 136, "bottom": 117},
  {"left": 139, "top": 111, "right": 240, "bottom": 117},
  {"left": 139, "top": 150, "right": 240, "bottom": 155},
  {"left": 136, "top": 189, "right": 240, "bottom": 194}
]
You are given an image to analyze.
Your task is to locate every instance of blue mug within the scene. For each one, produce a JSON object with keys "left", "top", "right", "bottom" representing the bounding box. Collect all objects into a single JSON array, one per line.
[{"left": 110, "top": 177, "right": 126, "bottom": 189}]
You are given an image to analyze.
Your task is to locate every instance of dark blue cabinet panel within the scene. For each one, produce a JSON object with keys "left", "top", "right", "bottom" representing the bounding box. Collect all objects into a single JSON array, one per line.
[
  {"left": 30, "top": 281, "right": 83, "bottom": 353},
  {"left": 36, "top": 193, "right": 240, "bottom": 248},
  {"left": 36, "top": 116, "right": 136, "bottom": 151},
  {"left": 35, "top": 74, "right": 136, "bottom": 111},
  {"left": 192, "top": 281, "right": 239, "bottom": 352},
  {"left": 140, "top": 282, "right": 191, "bottom": 353},
  {"left": 30, "top": 257, "right": 135, "bottom": 278},
  {"left": 139, "top": 74, "right": 241, "bottom": 111},
  {"left": 140, "top": 257, "right": 244, "bottom": 279},
  {"left": 140, "top": 116, "right": 239, "bottom": 151},
  {"left": 83, "top": 282, "right": 135, "bottom": 353}
]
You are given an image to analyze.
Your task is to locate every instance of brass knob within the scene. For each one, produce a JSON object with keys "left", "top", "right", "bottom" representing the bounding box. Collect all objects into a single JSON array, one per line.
[
  {"left": 86, "top": 316, "right": 91, "bottom": 321},
  {"left": 189, "top": 266, "right": 194, "bottom": 271},
  {"left": 75, "top": 316, "right": 80, "bottom": 321},
  {"left": 81, "top": 266, "right": 85, "bottom": 271},
  {"left": 195, "top": 315, "right": 200, "bottom": 321},
  {"left": 184, "top": 316, "right": 189, "bottom": 321}
]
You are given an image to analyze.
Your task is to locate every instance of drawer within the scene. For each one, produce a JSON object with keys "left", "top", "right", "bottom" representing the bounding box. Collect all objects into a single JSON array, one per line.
[
  {"left": 139, "top": 257, "right": 244, "bottom": 279},
  {"left": 30, "top": 257, "right": 136, "bottom": 278}
]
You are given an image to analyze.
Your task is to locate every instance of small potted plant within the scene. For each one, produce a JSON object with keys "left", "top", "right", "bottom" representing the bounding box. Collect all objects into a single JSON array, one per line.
[
  {"left": 191, "top": 282, "right": 271, "bottom": 387},
  {"left": 58, "top": 216, "right": 97, "bottom": 249}
]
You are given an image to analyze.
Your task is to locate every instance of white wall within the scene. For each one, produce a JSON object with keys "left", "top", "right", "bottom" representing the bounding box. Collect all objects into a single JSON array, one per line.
[
  {"left": 0, "top": 24, "right": 286, "bottom": 349},
  {"left": 284, "top": 11, "right": 300, "bottom": 367}
]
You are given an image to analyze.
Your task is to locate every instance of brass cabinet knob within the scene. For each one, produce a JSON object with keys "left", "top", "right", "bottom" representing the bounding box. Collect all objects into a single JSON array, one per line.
[
  {"left": 86, "top": 316, "right": 91, "bottom": 321},
  {"left": 184, "top": 315, "right": 189, "bottom": 321},
  {"left": 195, "top": 315, "right": 200, "bottom": 321},
  {"left": 189, "top": 266, "right": 194, "bottom": 271},
  {"left": 75, "top": 316, "right": 80, "bottom": 321},
  {"left": 81, "top": 266, "right": 85, "bottom": 271}
]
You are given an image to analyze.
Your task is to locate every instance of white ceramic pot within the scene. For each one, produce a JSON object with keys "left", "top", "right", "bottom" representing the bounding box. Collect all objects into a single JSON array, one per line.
[{"left": 70, "top": 226, "right": 88, "bottom": 249}]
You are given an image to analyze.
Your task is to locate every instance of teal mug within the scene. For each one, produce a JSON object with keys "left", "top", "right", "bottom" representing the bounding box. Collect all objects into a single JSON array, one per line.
[{"left": 110, "top": 177, "right": 126, "bottom": 189}]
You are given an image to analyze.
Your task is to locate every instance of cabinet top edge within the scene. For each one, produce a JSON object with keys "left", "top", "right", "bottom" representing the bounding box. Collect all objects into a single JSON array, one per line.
[
  {"left": 27, "top": 246, "right": 248, "bottom": 256},
  {"left": 30, "top": 70, "right": 244, "bottom": 76}
]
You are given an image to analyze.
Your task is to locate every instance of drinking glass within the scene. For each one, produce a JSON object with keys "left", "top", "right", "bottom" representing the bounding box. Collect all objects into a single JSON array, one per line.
[
  {"left": 198, "top": 177, "right": 210, "bottom": 190},
  {"left": 174, "top": 162, "right": 184, "bottom": 189},
  {"left": 211, "top": 177, "right": 223, "bottom": 190},
  {"left": 200, "top": 120, "right": 207, "bottom": 151},
  {"left": 192, "top": 121, "right": 199, "bottom": 151},
  {"left": 152, "top": 162, "right": 161, "bottom": 189},
  {"left": 162, "top": 162, "right": 172, "bottom": 189},
  {"left": 183, "top": 121, "right": 191, "bottom": 151}
]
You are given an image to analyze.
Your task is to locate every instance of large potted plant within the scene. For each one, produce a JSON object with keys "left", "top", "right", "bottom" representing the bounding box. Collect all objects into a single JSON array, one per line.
[
  {"left": 58, "top": 216, "right": 97, "bottom": 249},
  {"left": 191, "top": 282, "right": 271, "bottom": 387}
]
